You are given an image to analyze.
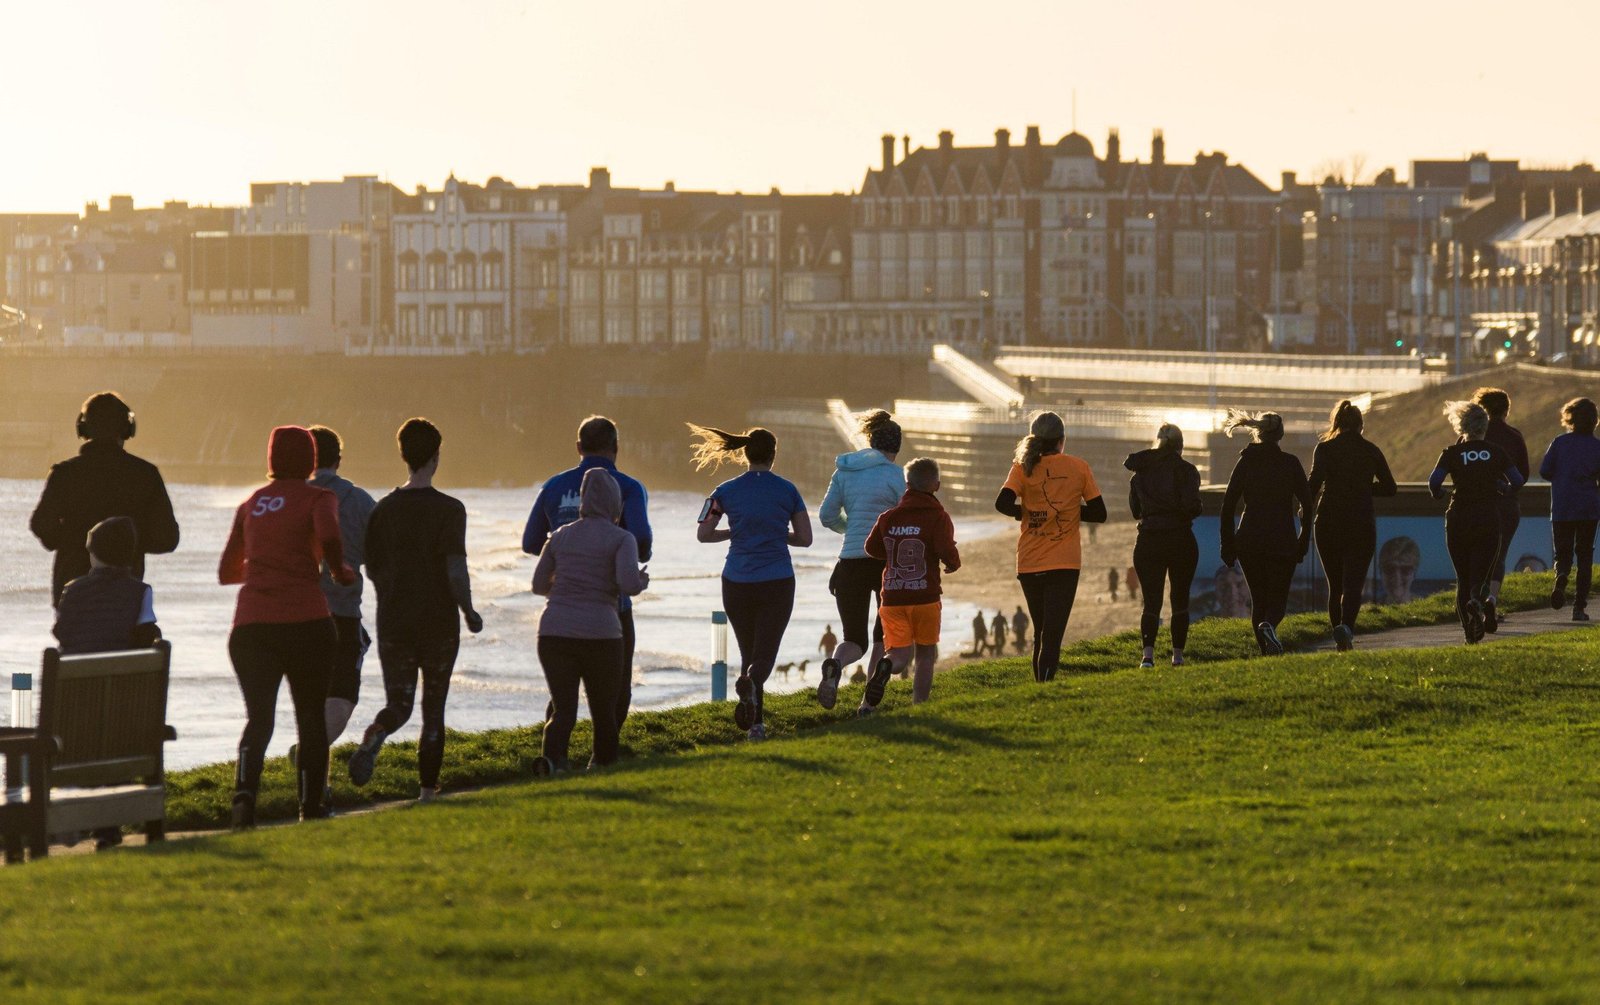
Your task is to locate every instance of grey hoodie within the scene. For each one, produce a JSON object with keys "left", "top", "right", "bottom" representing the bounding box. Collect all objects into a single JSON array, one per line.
[{"left": 532, "top": 468, "right": 647, "bottom": 639}]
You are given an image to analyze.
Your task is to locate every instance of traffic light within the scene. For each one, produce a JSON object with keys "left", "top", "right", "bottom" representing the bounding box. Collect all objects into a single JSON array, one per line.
[
  {"left": 1393, "top": 338, "right": 1404, "bottom": 349},
  {"left": 1503, "top": 338, "right": 1514, "bottom": 350}
]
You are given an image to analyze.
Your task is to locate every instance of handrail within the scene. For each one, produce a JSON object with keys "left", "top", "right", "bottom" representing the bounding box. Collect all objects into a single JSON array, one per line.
[
  {"left": 825, "top": 399, "right": 868, "bottom": 450},
  {"left": 929, "top": 344, "right": 1025, "bottom": 410}
]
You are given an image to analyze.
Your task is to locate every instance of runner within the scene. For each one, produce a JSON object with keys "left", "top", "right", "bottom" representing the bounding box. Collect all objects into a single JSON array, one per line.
[
  {"left": 308, "top": 426, "right": 377, "bottom": 746},
  {"left": 31, "top": 392, "right": 180, "bottom": 607},
  {"left": 1306, "top": 400, "right": 1397, "bottom": 651},
  {"left": 1472, "top": 387, "right": 1530, "bottom": 630},
  {"left": 524, "top": 415, "right": 652, "bottom": 730},
  {"left": 347, "top": 419, "right": 484, "bottom": 801},
  {"left": 219, "top": 426, "right": 354, "bottom": 828},
  {"left": 1218, "top": 410, "right": 1311, "bottom": 656},
  {"left": 1428, "top": 401, "right": 1525, "bottom": 643},
  {"left": 689, "top": 424, "right": 813, "bottom": 740},
  {"left": 1125, "top": 423, "right": 1203, "bottom": 668},
  {"left": 859, "top": 458, "right": 960, "bottom": 711},
  {"left": 994, "top": 411, "right": 1107, "bottom": 681},
  {"left": 532, "top": 468, "right": 649, "bottom": 773},
  {"left": 816, "top": 408, "right": 904, "bottom": 709},
  {"left": 1538, "top": 397, "right": 1600, "bottom": 620}
]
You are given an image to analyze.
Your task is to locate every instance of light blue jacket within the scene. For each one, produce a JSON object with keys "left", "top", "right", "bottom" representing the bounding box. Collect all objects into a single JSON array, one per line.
[{"left": 819, "top": 449, "right": 905, "bottom": 559}]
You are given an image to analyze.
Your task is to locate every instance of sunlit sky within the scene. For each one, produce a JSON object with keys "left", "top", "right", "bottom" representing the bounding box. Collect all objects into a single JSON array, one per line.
[{"left": 3, "top": 0, "right": 1592, "bottom": 212}]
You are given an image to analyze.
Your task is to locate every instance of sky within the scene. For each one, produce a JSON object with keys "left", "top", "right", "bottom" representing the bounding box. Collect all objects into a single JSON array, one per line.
[{"left": 2, "top": 0, "right": 1592, "bottom": 212}]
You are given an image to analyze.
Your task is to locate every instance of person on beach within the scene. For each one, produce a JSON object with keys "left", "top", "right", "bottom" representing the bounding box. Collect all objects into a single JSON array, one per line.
[
  {"left": 971, "top": 610, "right": 988, "bottom": 655},
  {"left": 816, "top": 409, "right": 904, "bottom": 709},
  {"left": 1538, "top": 397, "right": 1600, "bottom": 620},
  {"left": 1011, "top": 606, "right": 1028, "bottom": 654},
  {"left": 1218, "top": 410, "right": 1311, "bottom": 656},
  {"left": 690, "top": 424, "right": 813, "bottom": 740},
  {"left": 990, "top": 611, "right": 1007, "bottom": 655},
  {"left": 524, "top": 415, "right": 652, "bottom": 730},
  {"left": 219, "top": 426, "right": 354, "bottom": 829},
  {"left": 859, "top": 458, "right": 960, "bottom": 711},
  {"left": 1125, "top": 565, "right": 1140, "bottom": 604},
  {"left": 1471, "top": 387, "right": 1530, "bottom": 630},
  {"left": 1306, "top": 400, "right": 1397, "bottom": 651},
  {"left": 308, "top": 426, "right": 377, "bottom": 747},
  {"left": 819, "top": 625, "right": 837, "bottom": 657},
  {"left": 31, "top": 392, "right": 179, "bottom": 607},
  {"left": 1429, "top": 401, "right": 1525, "bottom": 643},
  {"left": 1107, "top": 568, "right": 1119, "bottom": 602},
  {"left": 1125, "top": 423, "right": 1203, "bottom": 668},
  {"left": 531, "top": 468, "right": 649, "bottom": 773},
  {"left": 347, "top": 419, "right": 483, "bottom": 801},
  {"left": 995, "top": 411, "right": 1107, "bottom": 681}
]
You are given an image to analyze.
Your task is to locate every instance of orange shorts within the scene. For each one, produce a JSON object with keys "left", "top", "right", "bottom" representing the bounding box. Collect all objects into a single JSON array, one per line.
[{"left": 880, "top": 601, "right": 941, "bottom": 648}]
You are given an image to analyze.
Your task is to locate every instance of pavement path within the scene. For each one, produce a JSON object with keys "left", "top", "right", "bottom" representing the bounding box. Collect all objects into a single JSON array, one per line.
[{"left": 1303, "top": 602, "right": 1597, "bottom": 654}]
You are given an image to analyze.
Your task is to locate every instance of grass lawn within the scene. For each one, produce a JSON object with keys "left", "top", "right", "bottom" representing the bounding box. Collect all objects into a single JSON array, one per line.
[{"left": 2, "top": 574, "right": 1598, "bottom": 1002}]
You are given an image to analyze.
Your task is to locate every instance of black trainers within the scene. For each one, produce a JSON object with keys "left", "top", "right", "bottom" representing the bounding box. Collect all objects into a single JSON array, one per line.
[
  {"left": 300, "top": 803, "right": 333, "bottom": 822},
  {"left": 1575, "top": 608, "right": 1591, "bottom": 623},
  {"left": 532, "top": 755, "right": 568, "bottom": 778},
  {"left": 230, "top": 792, "right": 257, "bottom": 832},
  {"left": 816, "top": 658, "right": 842, "bottom": 710},
  {"left": 1332, "top": 624, "right": 1354, "bottom": 652},
  {"left": 863, "top": 656, "right": 894, "bottom": 709},
  {"left": 1258, "top": 623, "right": 1284, "bottom": 656},
  {"left": 1553, "top": 581, "right": 1569, "bottom": 609},
  {"left": 733, "top": 674, "right": 756, "bottom": 731},
  {"left": 1483, "top": 598, "right": 1499, "bottom": 634},
  {"left": 1465, "top": 600, "right": 1485, "bottom": 643},
  {"left": 347, "top": 724, "right": 387, "bottom": 786}
]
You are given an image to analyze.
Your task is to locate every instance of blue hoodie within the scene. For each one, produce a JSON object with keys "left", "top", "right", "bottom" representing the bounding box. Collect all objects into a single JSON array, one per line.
[{"left": 819, "top": 448, "right": 905, "bottom": 560}]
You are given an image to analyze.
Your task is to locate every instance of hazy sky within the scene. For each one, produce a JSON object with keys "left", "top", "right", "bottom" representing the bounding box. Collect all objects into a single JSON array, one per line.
[{"left": 4, "top": 0, "right": 1592, "bottom": 212}]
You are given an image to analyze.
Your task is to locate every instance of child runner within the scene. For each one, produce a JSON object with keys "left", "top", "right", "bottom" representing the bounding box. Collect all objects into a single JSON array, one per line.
[
  {"left": 1124, "top": 423, "right": 1203, "bottom": 668},
  {"left": 816, "top": 409, "right": 904, "bottom": 709},
  {"left": 1472, "top": 387, "right": 1530, "bottom": 630},
  {"left": 308, "top": 426, "right": 377, "bottom": 746},
  {"left": 995, "top": 411, "right": 1107, "bottom": 681},
  {"left": 219, "top": 426, "right": 353, "bottom": 828},
  {"left": 1539, "top": 397, "right": 1600, "bottom": 620},
  {"left": 689, "top": 424, "right": 813, "bottom": 741},
  {"left": 1219, "top": 410, "right": 1311, "bottom": 656},
  {"left": 1306, "top": 400, "right": 1397, "bottom": 651},
  {"left": 348, "top": 419, "right": 483, "bottom": 801},
  {"left": 859, "top": 458, "right": 960, "bottom": 712},
  {"left": 1429, "top": 401, "right": 1525, "bottom": 643}
]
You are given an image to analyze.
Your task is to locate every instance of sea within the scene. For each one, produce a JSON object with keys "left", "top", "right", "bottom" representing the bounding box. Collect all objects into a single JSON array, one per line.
[{"left": 0, "top": 479, "right": 1003, "bottom": 769}]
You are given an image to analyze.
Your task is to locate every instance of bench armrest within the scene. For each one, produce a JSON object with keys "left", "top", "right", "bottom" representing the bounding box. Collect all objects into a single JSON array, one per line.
[{"left": 0, "top": 729, "right": 59, "bottom": 758}]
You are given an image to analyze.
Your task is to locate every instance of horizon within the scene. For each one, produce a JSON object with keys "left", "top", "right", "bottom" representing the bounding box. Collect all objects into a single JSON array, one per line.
[{"left": 2, "top": 0, "right": 1594, "bottom": 213}]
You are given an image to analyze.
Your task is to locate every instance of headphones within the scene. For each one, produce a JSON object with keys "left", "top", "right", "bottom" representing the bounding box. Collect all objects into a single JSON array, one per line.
[{"left": 76, "top": 398, "right": 137, "bottom": 441}]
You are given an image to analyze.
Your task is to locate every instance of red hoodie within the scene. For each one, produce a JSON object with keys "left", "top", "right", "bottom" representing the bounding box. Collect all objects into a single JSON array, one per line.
[{"left": 864, "top": 489, "right": 961, "bottom": 607}]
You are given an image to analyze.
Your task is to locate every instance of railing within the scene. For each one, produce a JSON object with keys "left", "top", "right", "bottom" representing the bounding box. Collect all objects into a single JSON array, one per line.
[
  {"left": 929, "top": 344, "right": 1025, "bottom": 409},
  {"left": 825, "top": 399, "right": 869, "bottom": 450},
  {"left": 994, "top": 346, "right": 1444, "bottom": 394},
  {"left": 890, "top": 398, "right": 1231, "bottom": 436}
]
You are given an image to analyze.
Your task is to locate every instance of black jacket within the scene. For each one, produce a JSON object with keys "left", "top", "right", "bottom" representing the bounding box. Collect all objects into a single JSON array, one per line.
[
  {"left": 1220, "top": 442, "right": 1311, "bottom": 560},
  {"left": 1124, "top": 448, "right": 1202, "bottom": 532},
  {"left": 30, "top": 441, "right": 180, "bottom": 605},
  {"left": 53, "top": 566, "right": 158, "bottom": 655},
  {"left": 1307, "top": 432, "right": 1397, "bottom": 526}
]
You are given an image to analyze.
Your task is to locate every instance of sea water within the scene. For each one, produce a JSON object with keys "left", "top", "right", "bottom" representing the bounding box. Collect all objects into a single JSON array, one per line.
[{"left": 0, "top": 480, "right": 1002, "bottom": 769}]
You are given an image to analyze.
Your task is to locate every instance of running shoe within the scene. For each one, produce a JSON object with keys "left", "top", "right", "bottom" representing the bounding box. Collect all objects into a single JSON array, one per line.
[
  {"left": 733, "top": 674, "right": 756, "bottom": 731},
  {"left": 855, "top": 703, "right": 876, "bottom": 718},
  {"left": 531, "top": 756, "right": 568, "bottom": 778},
  {"left": 1171, "top": 652, "right": 1186, "bottom": 667},
  {"left": 1552, "top": 581, "right": 1569, "bottom": 609},
  {"left": 816, "top": 658, "right": 842, "bottom": 710},
  {"left": 1258, "top": 623, "right": 1284, "bottom": 656},
  {"left": 300, "top": 803, "right": 333, "bottom": 822},
  {"left": 287, "top": 743, "right": 298, "bottom": 768},
  {"left": 1575, "top": 608, "right": 1591, "bottom": 623},
  {"left": 347, "top": 723, "right": 388, "bottom": 786},
  {"left": 1139, "top": 657, "right": 1155, "bottom": 669},
  {"left": 230, "top": 792, "right": 256, "bottom": 832},
  {"left": 1483, "top": 598, "right": 1499, "bottom": 634},
  {"left": 747, "top": 723, "right": 768, "bottom": 742},
  {"left": 1332, "top": 624, "right": 1354, "bottom": 652},
  {"left": 417, "top": 787, "right": 439, "bottom": 804},
  {"left": 863, "top": 657, "right": 894, "bottom": 709},
  {"left": 1465, "top": 600, "right": 1485, "bottom": 643}
]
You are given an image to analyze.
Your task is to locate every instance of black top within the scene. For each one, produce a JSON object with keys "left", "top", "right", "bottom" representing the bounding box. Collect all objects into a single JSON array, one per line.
[
  {"left": 1307, "top": 432, "right": 1397, "bottom": 526},
  {"left": 1485, "top": 418, "right": 1530, "bottom": 486},
  {"left": 365, "top": 486, "right": 468, "bottom": 642},
  {"left": 1430, "top": 441, "right": 1522, "bottom": 515},
  {"left": 1124, "top": 448, "right": 1202, "bottom": 532},
  {"left": 1220, "top": 442, "right": 1312, "bottom": 559},
  {"left": 30, "top": 441, "right": 180, "bottom": 606},
  {"left": 53, "top": 566, "right": 153, "bottom": 655}
]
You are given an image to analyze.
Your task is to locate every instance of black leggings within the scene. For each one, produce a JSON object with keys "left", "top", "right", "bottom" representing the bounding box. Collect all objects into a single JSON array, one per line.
[
  {"left": 328, "top": 615, "right": 368, "bottom": 704},
  {"left": 1315, "top": 518, "right": 1376, "bottom": 630},
  {"left": 543, "top": 608, "right": 635, "bottom": 735},
  {"left": 229, "top": 618, "right": 336, "bottom": 813},
  {"left": 1237, "top": 552, "right": 1297, "bottom": 642},
  {"left": 1552, "top": 519, "right": 1598, "bottom": 609},
  {"left": 722, "top": 576, "right": 796, "bottom": 724},
  {"left": 829, "top": 558, "right": 885, "bottom": 652},
  {"left": 1490, "top": 500, "right": 1520, "bottom": 587},
  {"left": 1018, "top": 568, "right": 1079, "bottom": 682},
  {"left": 538, "top": 635, "right": 624, "bottom": 768},
  {"left": 1133, "top": 528, "right": 1198, "bottom": 650},
  {"left": 374, "top": 634, "right": 460, "bottom": 789},
  {"left": 1446, "top": 510, "right": 1499, "bottom": 628}
]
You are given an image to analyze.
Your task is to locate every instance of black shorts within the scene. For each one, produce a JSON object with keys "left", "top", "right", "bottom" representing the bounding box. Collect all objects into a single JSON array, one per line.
[{"left": 328, "top": 615, "right": 370, "bottom": 704}]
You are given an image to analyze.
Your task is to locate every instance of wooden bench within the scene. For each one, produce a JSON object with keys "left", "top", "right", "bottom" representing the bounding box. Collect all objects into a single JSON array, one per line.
[{"left": 0, "top": 642, "right": 176, "bottom": 863}]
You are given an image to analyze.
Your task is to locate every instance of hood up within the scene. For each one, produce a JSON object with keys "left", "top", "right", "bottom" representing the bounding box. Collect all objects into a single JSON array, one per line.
[
  {"left": 269, "top": 426, "right": 316, "bottom": 480},
  {"left": 579, "top": 466, "right": 623, "bottom": 522}
]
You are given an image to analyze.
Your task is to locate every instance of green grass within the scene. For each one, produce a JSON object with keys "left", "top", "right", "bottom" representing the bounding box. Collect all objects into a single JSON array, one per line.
[
  {"left": 165, "top": 571, "right": 1559, "bottom": 830},
  {"left": 2, "top": 573, "right": 1598, "bottom": 1001}
]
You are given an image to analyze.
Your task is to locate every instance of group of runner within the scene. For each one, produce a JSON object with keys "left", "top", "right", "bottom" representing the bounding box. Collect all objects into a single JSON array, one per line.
[{"left": 26, "top": 384, "right": 1600, "bottom": 830}]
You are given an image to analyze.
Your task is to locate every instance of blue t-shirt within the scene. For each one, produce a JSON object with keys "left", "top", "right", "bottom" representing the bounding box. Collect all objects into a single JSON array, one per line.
[
  {"left": 1540, "top": 431, "right": 1600, "bottom": 522},
  {"left": 523, "top": 455, "right": 652, "bottom": 611},
  {"left": 711, "top": 471, "right": 806, "bottom": 583}
]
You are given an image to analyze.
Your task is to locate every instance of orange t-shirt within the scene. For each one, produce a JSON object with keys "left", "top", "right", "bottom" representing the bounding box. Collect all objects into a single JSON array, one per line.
[{"left": 1003, "top": 453, "right": 1101, "bottom": 573}]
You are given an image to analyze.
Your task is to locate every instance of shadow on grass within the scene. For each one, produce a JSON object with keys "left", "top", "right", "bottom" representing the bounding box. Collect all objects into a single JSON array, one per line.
[{"left": 851, "top": 713, "right": 1046, "bottom": 752}]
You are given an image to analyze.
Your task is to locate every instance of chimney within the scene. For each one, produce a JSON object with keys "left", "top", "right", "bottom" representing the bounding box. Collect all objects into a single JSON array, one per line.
[
  {"left": 1152, "top": 130, "right": 1165, "bottom": 168},
  {"left": 881, "top": 134, "right": 895, "bottom": 172},
  {"left": 995, "top": 128, "right": 1011, "bottom": 150},
  {"left": 1281, "top": 170, "right": 1297, "bottom": 192},
  {"left": 589, "top": 166, "right": 611, "bottom": 191},
  {"left": 1024, "top": 125, "right": 1041, "bottom": 149},
  {"left": 938, "top": 130, "right": 954, "bottom": 154},
  {"left": 1106, "top": 128, "right": 1120, "bottom": 165},
  {"left": 903, "top": 135, "right": 911, "bottom": 161}
]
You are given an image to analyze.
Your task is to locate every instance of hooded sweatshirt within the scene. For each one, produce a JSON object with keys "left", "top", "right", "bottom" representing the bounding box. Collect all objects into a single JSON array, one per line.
[
  {"left": 1124, "top": 447, "right": 1203, "bottom": 532},
  {"left": 864, "top": 489, "right": 961, "bottom": 607},
  {"left": 819, "top": 448, "right": 906, "bottom": 559},
  {"left": 1219, "top": 441, "right": 1312, "bottom": 560},
  {"left": 219, "top": 426, "right": 345, "bottom": 626},
  {"left": 533, "top": 468, "right": 648, "bottom": 640}
]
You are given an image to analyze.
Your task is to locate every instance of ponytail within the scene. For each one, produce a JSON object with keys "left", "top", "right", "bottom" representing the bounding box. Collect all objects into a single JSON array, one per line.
[
  {"left": 1221, "top": 408, "right": 1284, "bottom": 444},
  {"left": 857, "top": 408, "right": 903, "bottom": 455},
  {"left": 1320, "top": 399, "right": 1363, "bottom": 441},
  {"left": 1013, "top": 411, "right": 1065, "bottom": 476},
  {"left": 1443, "top": 400, "right": 1488, "bottom": 439},
  {"left": 687, "top": 423, "right": 777, "bottom": 471}
]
